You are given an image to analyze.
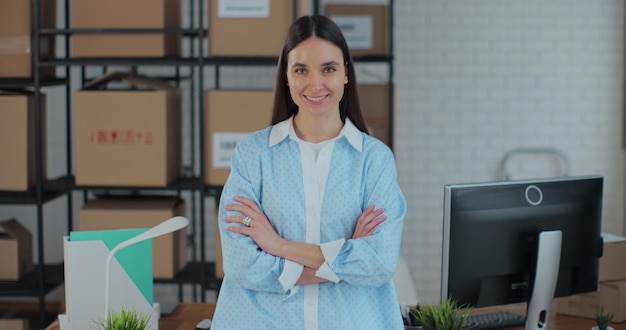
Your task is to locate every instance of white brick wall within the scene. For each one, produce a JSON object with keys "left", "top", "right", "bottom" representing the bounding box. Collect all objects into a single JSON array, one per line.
[{"left": 395, "top": 0, "right": 625, "bottom": 303}]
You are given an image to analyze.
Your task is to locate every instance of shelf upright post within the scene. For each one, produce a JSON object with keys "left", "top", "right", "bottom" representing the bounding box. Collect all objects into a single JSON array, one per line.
[
  {"left": 31, "top": 0, "right": 48, "bottom": 327},
  {"left": 313, "top": 0, "right": 320, "bottom": 14},
  {"left": 184, "top": 0, "right": 198, "bottom": 303},
  {"left": 388, "top": 0, "right": 395, "bottom": 151},
  {"left": 198, "top": 0, "right": 207, "bottom": 303},
  {"left": 63, "top": 0, "right": 74, "bottom": 238}
]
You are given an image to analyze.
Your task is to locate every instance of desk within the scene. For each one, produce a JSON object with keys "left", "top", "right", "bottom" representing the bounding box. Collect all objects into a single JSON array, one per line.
[
  {"left": 44, "top": 304, "right": 217, "bottom": 330},
  {"left": 45, "top": 303, "right": 624, "bottom": 330},
  {"left": 159, "top": 303, "right": 216, "bottom": 330},
  {"left": 159, "top": 303, "right": 626, "bottom": 330},
  {"left": 473, "top": 314, "right": 623, "bottom": 330},
  {"left": 471, "top": 304, "right": 625, "bottom": 330}
]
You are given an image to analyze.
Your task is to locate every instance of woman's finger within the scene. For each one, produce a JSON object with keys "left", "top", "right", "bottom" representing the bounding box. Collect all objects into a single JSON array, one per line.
[
  {"left": 362, "top": 215, "right": 386, "bottom": 236},
  {"left": 224, "top": 215, "right": 247, "bottom": 224},
  {"left": 353, "top": 206, "right": 385, "bottom": 239}
]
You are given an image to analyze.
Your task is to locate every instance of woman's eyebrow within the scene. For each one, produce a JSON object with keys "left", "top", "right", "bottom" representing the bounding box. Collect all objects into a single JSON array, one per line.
[
  {"left": 291, "top": 62, "right": 307, "bottom": 67},
  {"left": 289, "top": 60, "right": 341, "bottom": 68},
  {"left": 322, "top": 60, "right": 341, "bottom": 66}
]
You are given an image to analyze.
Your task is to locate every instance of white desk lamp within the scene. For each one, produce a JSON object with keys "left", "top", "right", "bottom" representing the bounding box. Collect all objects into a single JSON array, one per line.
[{"left": 104, "top": 216, "right": 190, "bottom": 318}]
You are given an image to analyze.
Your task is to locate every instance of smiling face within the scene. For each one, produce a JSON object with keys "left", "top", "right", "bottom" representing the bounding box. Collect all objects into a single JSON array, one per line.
[{"left": 286, "top": 36, "right": 348, "bottom": 121}]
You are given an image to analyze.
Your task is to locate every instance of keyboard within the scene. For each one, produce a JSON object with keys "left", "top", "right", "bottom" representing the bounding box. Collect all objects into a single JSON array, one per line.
[{"left": 463, "top": 310, "right": 526, "bottom": 329}]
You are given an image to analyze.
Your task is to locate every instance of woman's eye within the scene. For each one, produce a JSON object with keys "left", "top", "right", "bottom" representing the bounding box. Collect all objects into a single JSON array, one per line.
[
  {"left": 324, "top": 67, "right": 337, "bottom": 73},
  {"left": 295, "top": 68, "right": 306, "bottom": 74}
]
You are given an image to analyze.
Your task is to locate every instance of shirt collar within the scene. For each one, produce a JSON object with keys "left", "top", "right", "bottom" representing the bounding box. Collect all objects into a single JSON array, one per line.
[{"left": 269, "top": 116, "right": 363, "bottom": 152}]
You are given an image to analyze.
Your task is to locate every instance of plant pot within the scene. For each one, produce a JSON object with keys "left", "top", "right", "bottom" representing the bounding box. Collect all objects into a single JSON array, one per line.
[{"left": 591, "top": 326, "right": 614, "bottom": 330}]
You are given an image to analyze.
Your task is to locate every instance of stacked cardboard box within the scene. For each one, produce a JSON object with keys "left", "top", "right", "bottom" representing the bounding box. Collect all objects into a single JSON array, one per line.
[
  {"left": 74, "top": 72, "right": 182, "bottom": 187},
  {"left": 71, "top": 0, "right": 181, "bottom": 57},
  {"left": 0, "top": 218, "right": 33, "bottom": 280},
  {"left": 204, "top": 90, "right": 274, "bottom": 186},
  {"left": 205, "top": 89, "right": 276, "bottom": 279},
  {"left": 553, "top": 232, "right": 626, "bottom": 322},
  {"left": 0, "top": 91, "right": 47, "bottom": 191},
  {"left": 0, "top": 319, "right": 28, "bottom": 330},
  {"left": 325, "top": 4, "right": 390, "bottom": 56},
  {"left": 358, "top": 84, "right": 392, "bottom": 147},
  {"left": 208, "top": 0, "right": 293, "bottom": 56},
  {"left": 0, "top": 0, "right": 56, "bottom": 78},
  {"left": 214, "top": 208, "right": 224, "bottom": 279},
  {"left": 79, "top": 196, "right": 188, "bottom": 279}
]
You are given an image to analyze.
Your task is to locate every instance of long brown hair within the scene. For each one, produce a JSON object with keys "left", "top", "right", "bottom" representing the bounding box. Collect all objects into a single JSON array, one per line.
[{"left": 271, "top": 15, "right": 369, "bottom": 134}]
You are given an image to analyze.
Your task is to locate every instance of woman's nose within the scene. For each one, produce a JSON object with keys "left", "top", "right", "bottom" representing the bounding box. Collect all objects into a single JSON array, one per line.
[{"left": 308, "top": 72, "right": 323, "bottom": 89}]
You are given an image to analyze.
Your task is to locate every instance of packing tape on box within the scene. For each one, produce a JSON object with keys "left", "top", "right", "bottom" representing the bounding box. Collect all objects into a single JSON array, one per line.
[{"left": 0, "top": 36, "right": 30, "bottom": 55}]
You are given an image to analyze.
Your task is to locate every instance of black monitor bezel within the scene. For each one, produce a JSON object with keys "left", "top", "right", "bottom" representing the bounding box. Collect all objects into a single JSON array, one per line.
[{"left": 441, "top": 175, "right": 603, "bottom": 308}]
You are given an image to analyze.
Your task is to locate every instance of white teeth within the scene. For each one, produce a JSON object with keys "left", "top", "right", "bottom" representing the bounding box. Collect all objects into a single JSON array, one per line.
[{"left": 307, "top": 95, "right": 325, "bottom": 102}]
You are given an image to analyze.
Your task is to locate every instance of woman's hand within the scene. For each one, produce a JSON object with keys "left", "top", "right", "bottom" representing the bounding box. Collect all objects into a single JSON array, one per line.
[
  {"left": 224, "top": 196, "right": 285, "bottom": 256},
  {"left": 352, "top": 205, "right": 386, "bottom": 239}
]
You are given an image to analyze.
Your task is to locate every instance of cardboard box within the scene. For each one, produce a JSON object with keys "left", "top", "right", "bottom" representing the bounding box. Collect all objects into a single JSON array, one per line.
[
  {"left": 74, "top": 72, "right": 182, "bottom": 187},
  {"left": 358, "top": 84, "right": 391, "bottom": 147},
  {"left": 0, "top": 219, "right": 33, "bottom": 280},
  {"left": 71, "top": 0, "right": 181, "bottom": 57},
  {"left": 214, "top": 208, "right": 223, "bottom": 279},
  {"left": 204, "top": 90, "right": 273, "bottom": 186},
  {"left": 600, "top": 232, "right": 626, "bottom": 282},
  {"left": 209, "top": 0, "right": 293, "bottom": 56},
  {"left": 0, "top": 91, "right": 47, "bottom": 191},
  {"left": 78, "top": 197, "right": 188, "bottom": 279},
  {"left": 553, "top": 280, "right": 626, "bottom": 323},
  {"left": 0, "top": 0, "right": 56, "bottom": 78},
  {"left": 325, "top": 4, "right": 390, "bottom": 56},
  {"left": 0, "top": 319, "right": 28, "bottom": 330}
]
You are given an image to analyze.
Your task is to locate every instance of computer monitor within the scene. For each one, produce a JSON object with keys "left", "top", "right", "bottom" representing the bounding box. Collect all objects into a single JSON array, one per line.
[{"left": 441, "top": 175, "right": 604, "bottom": 329}]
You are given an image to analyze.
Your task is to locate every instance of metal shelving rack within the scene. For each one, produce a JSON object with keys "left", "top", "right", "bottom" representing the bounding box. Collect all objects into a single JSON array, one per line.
[
  {"left": 46, "top": 0, "right": 220, "bottom": 310},
  {"left": 0, "top": 1, "right": 74, "bottom": 329},
  {"left": 0, "top": 0, "right": 215, "bottom": 328}
]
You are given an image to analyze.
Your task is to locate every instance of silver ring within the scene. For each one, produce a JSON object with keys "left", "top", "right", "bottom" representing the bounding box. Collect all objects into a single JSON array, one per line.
[{"left": 242, "top": 216, "right": 252, "bottom": 227}]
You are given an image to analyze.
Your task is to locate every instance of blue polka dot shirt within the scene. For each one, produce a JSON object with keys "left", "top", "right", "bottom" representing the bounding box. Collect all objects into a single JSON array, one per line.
[{"left": 211, "top": 117, "right": 407, "bottom": 330}]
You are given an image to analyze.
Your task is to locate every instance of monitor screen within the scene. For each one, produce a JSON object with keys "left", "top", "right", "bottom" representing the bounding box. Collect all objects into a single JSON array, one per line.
[{"left": 441, "top": 175, "right": 603, "bottom": 312}]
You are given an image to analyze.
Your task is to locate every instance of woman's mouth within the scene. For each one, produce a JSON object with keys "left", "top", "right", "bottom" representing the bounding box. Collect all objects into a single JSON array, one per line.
[{"left": 305, "top": 95, "right": 328, "bottom": 105}]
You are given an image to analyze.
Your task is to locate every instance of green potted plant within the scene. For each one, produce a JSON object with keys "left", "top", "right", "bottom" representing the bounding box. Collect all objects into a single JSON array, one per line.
[
  {"left": 407, "top": 299, "right": 471, "bottom": 330},
  {"left": 91, "top": 307, "right": 151, "bottom": 330},
  {"left": 593, "top": 309, "right": 614, "bottom": 330}
]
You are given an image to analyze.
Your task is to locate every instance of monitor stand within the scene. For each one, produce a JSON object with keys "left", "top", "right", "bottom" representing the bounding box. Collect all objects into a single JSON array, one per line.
[{"left": 525, "top": 230, "right": 562, "bottom": 330}]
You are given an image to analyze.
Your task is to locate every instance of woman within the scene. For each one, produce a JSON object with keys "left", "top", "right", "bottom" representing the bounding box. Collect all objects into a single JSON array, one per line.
[{"left": 210, "top": 15, "right": 407, "bottom": 329}]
